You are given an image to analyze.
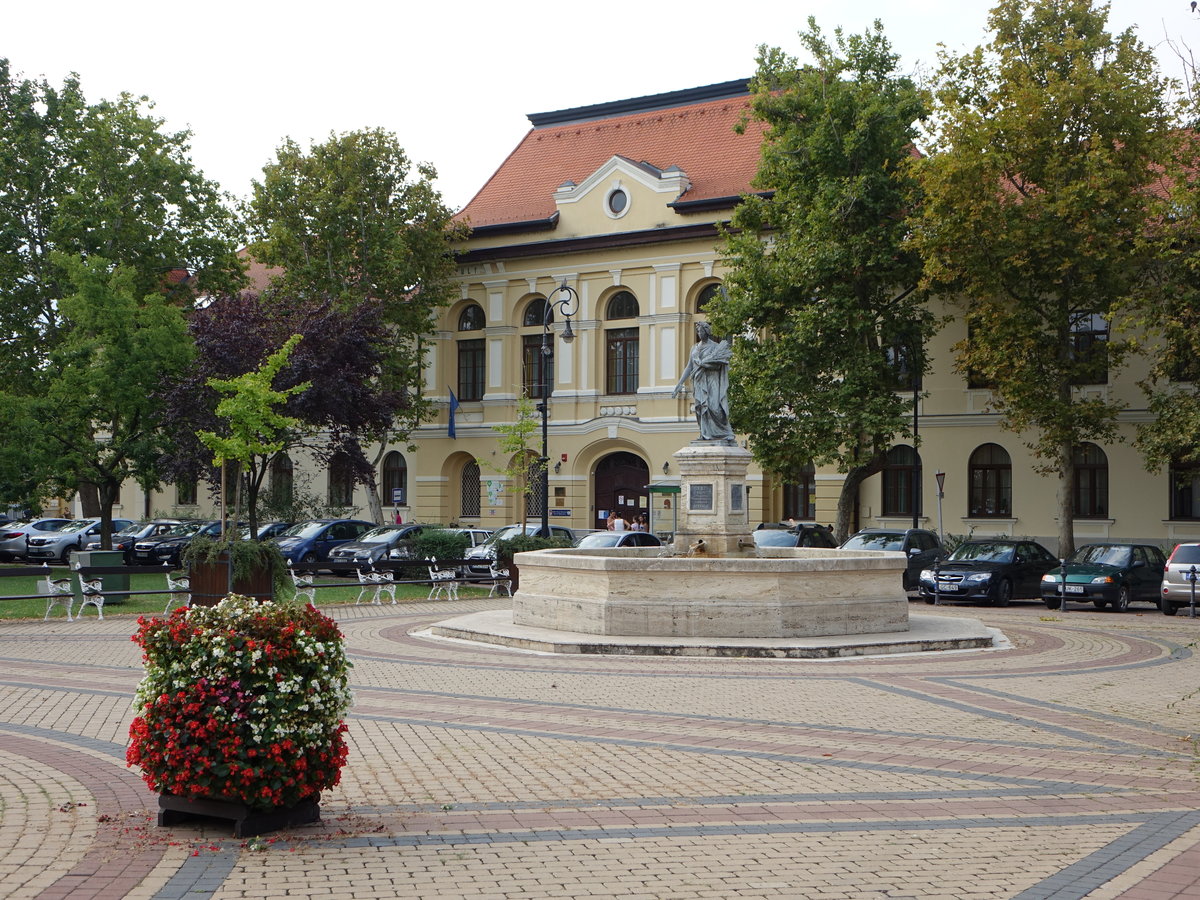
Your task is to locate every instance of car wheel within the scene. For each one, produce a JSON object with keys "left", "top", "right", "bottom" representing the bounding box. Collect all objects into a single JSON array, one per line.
[
  {"left": 1092, "top": 599, "right": 1106, "bottom": 610},
  {"left": 1044, "top": 597, "right": 1061, "bottom": 610},
  {"left": 301, "top": 552, "right": 317, "bottom": 565},
  {"left": 1113, "top": 586, "right": 1131, "bottom": 613},
  {"left": 60, "top": 545, "right": 75, "bottom": 565},
  {"left": 1161, "top": 597, "right": 1178, "bottom": 616},
  {"left": 995, "top": 579, "right": 1012, "bottom": 607}
]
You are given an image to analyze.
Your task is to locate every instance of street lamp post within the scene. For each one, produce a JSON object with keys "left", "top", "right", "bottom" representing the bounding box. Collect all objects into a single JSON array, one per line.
[{"left": 538, "top": 280, "right": 579, "bottom": 538}]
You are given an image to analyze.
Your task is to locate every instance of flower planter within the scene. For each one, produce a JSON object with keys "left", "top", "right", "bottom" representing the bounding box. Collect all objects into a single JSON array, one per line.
[
  {"left": 157, "top": 791, "right": 320, "bottom": 838},
  {"left": 127, "top": 595, "right": 351, "bottom": 837},
  {"left": 188, "top": 554, "right": 274, "bottom": 606}
]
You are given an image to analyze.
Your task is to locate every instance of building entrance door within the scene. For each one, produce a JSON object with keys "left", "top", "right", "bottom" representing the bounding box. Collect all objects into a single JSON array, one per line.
[{"left": 594, "top": 452, "right": 649, "bottom": 530}]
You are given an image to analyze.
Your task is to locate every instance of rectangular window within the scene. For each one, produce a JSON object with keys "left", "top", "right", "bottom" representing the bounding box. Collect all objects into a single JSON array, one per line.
[
  {"left": 522, "top": 334, "right": 548, "bottom": 399},
  {"left": 176, "top": 480, "right": 197, "bottom": 506},
  {"left": 783, "top": 473, "right": 816, "bottom": 520},
  {"left": 605, "top": 327, "right": 639, "bottom": 395},
  {"left": 1070, "top": 312, "right": 1109, "bottom": 385},
  {"left": 458, "top": 339, "right": 485, "bottom": 402}
]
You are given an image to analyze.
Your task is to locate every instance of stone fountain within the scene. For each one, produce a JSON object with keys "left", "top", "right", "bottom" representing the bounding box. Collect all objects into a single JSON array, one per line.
[{"left": 429, "top": 325, "right": 993, "bottom": 657}]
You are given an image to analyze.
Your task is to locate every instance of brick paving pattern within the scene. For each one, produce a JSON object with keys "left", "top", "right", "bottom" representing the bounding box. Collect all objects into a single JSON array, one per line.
[{"left": 2, "top": 598, "right": 1198, "bottom": 899}]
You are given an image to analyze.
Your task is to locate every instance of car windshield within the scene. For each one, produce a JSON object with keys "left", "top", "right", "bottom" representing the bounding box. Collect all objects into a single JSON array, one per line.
[
  {"left": 1069, "top": 545, "right": 1131, "bottom": 567},
  {"left": 1171, "top": 544, "right": 1200, "bottom": 565},
  {"left": 159, "top": 523, "right": 201, "bottom": 538},
  {"left": 114, "top": 523, "right": 143, "bottom": 536},
  {"left": 282, "top": 521, "right": 330, "bottom": 539},
  {"left": 576, "top": 532, "right": 624, "bottom": 548},
  {"left": 949, "top": 542, "right": 1015, "bottom": 564},
  {"left": 359, "top": 526, "right": 403, "bottom": 542},
  {"left": 842, "top": 532, "right": 905, "bottom": 552},
  {"left": 481, "top": 525, "right": 526, "bottom": 546},
  {"left": 754, "top": 530, "right": 799, "bottom": 548},
  {"left": 58, "top": 520, "right": 96, "bottom": 534}
]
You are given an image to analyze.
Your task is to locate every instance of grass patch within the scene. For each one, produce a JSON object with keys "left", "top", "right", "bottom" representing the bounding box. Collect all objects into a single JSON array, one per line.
[{"left": 0, "top": 564, "right": 490, "bottom": 620}]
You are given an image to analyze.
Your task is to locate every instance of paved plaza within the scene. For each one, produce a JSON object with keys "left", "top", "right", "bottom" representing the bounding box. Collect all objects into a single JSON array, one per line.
[{"left": 2, "top": 597, "right": 1199, "bottom": 899}]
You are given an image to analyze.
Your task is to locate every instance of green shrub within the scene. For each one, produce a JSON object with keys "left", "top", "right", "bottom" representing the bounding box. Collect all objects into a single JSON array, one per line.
[
  {"left": 413, "top": 528, "right": 471, "bottom": 560},
  {"left": 494, "top": 534, "right": 571, "bottom": 564}
]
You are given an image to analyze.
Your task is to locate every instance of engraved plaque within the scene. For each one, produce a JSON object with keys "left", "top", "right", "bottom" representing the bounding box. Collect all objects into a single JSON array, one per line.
[
  {"left": 689, "top": 483, "right": 714, "bottom": 511},
  {"left": 731, "top": 483, "right": 744, "bottom": 512}
]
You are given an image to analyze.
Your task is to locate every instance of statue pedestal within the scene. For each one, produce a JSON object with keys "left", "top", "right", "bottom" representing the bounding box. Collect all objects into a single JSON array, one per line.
[{"left": 672, "top": 442, "right": 755, "bottom": 555}]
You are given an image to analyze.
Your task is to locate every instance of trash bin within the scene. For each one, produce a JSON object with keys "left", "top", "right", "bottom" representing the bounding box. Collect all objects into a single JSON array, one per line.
[{"left": 73, "top": 550, "right": 130, "bottom": 604}]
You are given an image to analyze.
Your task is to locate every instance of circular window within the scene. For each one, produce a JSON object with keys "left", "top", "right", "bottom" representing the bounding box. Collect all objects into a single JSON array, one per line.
[{"left": 606, "top": 188, "right": 628, "bottom": 217}]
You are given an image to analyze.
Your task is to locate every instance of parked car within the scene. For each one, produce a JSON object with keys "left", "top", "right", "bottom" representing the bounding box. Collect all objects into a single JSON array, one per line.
[
  {"left": 329, "top": 524, "right": 427, "bottom": 567},
  {"left": 272, "top": 519, "right": 375, "bottom": 566},
  {"left": 1041, "top": 543, "right": 1167, "bottom": 611},
  {"left": 840, "top": 527, "right": 944, "bottom": 591},
  {"left": 755, "top": 523, "right": 839, "bottom": 550},
  {"left": 26, "top": 518, "right": 137, "bottom": 564},
  {"left": 575, "top": 531, "right": 662, "bottom": 549},
  {"left": 465, "top": 523, "right": 578, "bottom": 576},
  {"left": 133, "top": 521, "right": 204, "bottom": 565},
  {"left": 0, "top": 518, "right": 72, "bottom": 561},
  {"left": 1159, "top": 542, "right": 1200, "bottom": 615},
  {"left": 918, "top": 539, "right": 1058, "bottom": 605},
  {"left": 143, "top": 520, "right": 242, "bottom": 568},
  {"left": 451, "top": 527, "right": 494, "bottom": 550},
  {"left": 85, "top": 519, "right": 184, "bottom": 565},
  {"left": 240, "top": 521, "right": 294, "bottom": 541}
]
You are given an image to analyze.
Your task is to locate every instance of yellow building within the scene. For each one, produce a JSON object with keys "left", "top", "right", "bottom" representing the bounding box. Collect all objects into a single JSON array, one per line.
[{"left": 118, "top": 79, "right": 1200, "bottom": 553}]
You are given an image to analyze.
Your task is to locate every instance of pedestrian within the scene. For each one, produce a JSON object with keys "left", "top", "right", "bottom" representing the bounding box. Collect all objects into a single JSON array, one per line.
[
  {"left": 394, "top": 510, "right": 403, "bottom": 525},
  {"left": 606, "top": 512, "right": 616, "bottom": 531},
  {"left": 612, "top": 512, "right": 628, "bottom": 532}
]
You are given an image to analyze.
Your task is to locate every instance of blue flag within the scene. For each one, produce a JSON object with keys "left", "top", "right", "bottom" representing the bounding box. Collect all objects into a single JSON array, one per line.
[{"left": 448, "top": 387, "right": 459, "bottom": 439}]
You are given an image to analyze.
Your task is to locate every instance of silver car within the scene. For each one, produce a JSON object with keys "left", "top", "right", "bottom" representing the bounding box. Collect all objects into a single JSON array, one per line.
[
  {"left": 26, "top": 518, "right": 137, "bottom": 564},
  {"left": 1159, "top": 542, "right": 1200, "bottom": 615},
  {"left": 0, "top": 518, "right": 72, "bottom": 561}
]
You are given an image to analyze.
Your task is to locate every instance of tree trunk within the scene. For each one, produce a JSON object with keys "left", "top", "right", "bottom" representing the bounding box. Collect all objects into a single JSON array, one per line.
[
  {"left": 78, "top": 482, "right": 100, "bottom": 517},
  {"left": 98, "top": 480, "right": 118, "bottom": 550},
  {"left": 834, "top": 465, "right": 872, "bottom": 544}
]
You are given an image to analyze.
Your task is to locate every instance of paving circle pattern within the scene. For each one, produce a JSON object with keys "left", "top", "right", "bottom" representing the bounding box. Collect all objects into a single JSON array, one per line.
[{"left": 2, "top": 598, "right": 1198, "bottom": 899}]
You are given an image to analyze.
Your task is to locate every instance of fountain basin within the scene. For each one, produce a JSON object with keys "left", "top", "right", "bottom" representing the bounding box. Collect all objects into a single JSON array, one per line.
[{"left": 511, "top": 547, "right": 909, "bottom": 638}]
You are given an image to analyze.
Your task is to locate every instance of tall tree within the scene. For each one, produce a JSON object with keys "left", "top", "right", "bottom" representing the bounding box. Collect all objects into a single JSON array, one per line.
[
  {"left": 712, "top": 18, "right": 932, "bottom": 541},
  {"left": 247, "top": 129, "right": 465, "bottom": 522},
  {"left": 37, "top": 255, "right": 194, "bottom": 544},
  {"left": 160, "top": 292, "right": 401, "bottom": 538},
  {"left": 911, "top": 0, "right": 1182, "bottom": 555},
  {"left": 0, "top": 59, "right": 243, "bottom": 514}
]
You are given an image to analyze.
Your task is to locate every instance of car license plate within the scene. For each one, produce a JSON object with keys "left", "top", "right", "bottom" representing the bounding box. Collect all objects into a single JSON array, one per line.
[
  {"left": 937, "top": 581, "right": 959, "bottom": 592},
  {"left": 1065, "top": 585, "right": 1085, "bottom": 594}
]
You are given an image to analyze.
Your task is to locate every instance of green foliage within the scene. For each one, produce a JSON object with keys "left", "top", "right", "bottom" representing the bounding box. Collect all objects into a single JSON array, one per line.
[
  {"left": 493, "top": 534, "right": 571, "bottom": 565},
  {"left": 911, "top": 0, "right": 1185, "bottom": 553},
  {"left": 478, "top": 395, "right": 544, "bottom": 522},
  {"left": 714, "top": 18, "right": 932, "bottom": 539},
  {"left": 248, "top": 129, "right": 466, "bottom": 520},
  {"left": 413, "top": 528, "right": 471, "bottom": 560},
  {"left": 197, "top": 335, "right": 310, "bottom": 471}
]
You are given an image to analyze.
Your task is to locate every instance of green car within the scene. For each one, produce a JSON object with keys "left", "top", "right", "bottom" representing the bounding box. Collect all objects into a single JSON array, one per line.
[{"left": 1041, "top": 543, "right": 1166, "bottom": 612}]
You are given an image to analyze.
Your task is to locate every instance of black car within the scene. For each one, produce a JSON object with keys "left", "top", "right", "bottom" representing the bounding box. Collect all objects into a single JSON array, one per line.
[
  {"left": 327, "top": 523, "right": 428, "bottom": 568},
  {"left": 754, "top": 523, "right": 839, "bottom": 550},
  {"left": 1041, "top": 542, "right": 1167, "bottom": 611},
  {"left": 86, "top": 519, "right": 184, "bottom": 565},
  {"left": 918, "top": 539, "right": 1059, "bottom": 605},
  {"left": 133, "top": 521, "right": 204, "bottom": 565},
  {"left": 840, "top": 527, "right": 944, "bottom": 592},
  {"left": 148, "top": 520, "right": 238, "bottom": 568}
]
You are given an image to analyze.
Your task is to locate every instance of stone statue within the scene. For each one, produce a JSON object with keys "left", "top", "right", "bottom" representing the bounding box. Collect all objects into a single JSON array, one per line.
[{"left": 672, "top": 321, "right": 735, "bottom": 442}]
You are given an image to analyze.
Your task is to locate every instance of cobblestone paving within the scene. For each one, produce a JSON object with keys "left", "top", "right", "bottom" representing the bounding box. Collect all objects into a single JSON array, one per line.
[{"left": 2, "top": 599, "right": 1199, "bottom": 899}]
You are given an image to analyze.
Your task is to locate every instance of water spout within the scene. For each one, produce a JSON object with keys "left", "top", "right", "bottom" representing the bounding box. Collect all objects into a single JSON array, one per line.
[{"left": 685, "top": 539, "right": 707, "bottom": 557}]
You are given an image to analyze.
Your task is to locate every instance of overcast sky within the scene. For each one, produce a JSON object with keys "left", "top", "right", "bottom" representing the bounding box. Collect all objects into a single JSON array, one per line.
[{"left": 7, "top": 0, "right": 1198, "bottom": 212}]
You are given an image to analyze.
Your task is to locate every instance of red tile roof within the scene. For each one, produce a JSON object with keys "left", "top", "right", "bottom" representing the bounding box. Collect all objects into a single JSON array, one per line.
[{"left": 458, "top": 87, "right": 768, "bottom": 230}]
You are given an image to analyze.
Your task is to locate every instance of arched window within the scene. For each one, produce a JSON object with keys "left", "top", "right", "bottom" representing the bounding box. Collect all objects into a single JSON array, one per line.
[
  {"left": 522, "top": 297, "right": 551, "bottom": 399},
  {"left": 1073, "top": 443, "right": 1108, "bottom": 518},
  {"left": 522, "top": 297, "right": 552, "bottom": 327},
  {"left": 969, "top": 443, "right": 1012, "bottom": 517},
  {"left": 696, "top": 283, "right": 723, "bottom": 314},
  {"left": 328, "top": 454, "right": 354, "bottom": 508},
  {"left": 783, "top": 464, "right": 817, "bottom": 520},
  {"left": 457, "top": 303, "right": 485, "bottom": 401},
  {"left": 882, "top": 445, "right": 921, "bottom": 517},
  {"left": 270, "top": 453, "right": 294, "bottom": 506},
  {"left": 458, "top": 304, "right": 485, "bottom": 331},
  {"left": 605, "top": 291, "right": 639, "bottom": 395},
  {"left": 525, "top": 456, "right": 546, "bottom": 519},
  {"left": 460, "top": 460, "right": 481, "bottom": 518},
  {"left": 382, "top": 451, "right": 407, "bottom": 506}
]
